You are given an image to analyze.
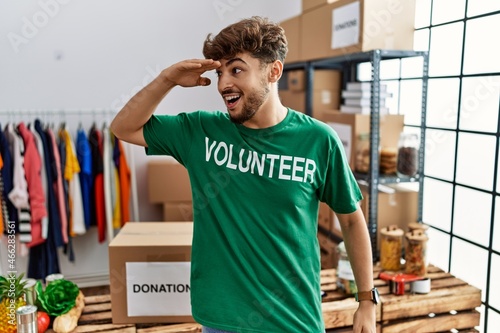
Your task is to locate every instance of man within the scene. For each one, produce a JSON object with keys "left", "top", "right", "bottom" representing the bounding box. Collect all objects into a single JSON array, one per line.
[{"left": 111, "top": 16, "right": 376, "bottom": 333}]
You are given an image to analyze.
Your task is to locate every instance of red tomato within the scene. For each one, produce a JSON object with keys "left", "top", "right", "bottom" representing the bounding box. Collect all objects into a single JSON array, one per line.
[{"left": 37, "top": 311, "right": 50, "bottom": 333}]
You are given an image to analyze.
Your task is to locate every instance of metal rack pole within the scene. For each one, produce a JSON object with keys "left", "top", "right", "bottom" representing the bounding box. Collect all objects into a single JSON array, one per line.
[
  {"left": 305, "top": 62, "right": 314, "bottom": 117},
  {"left": 418, "top": 53, "right": 430, "bottom": 222},
  {"left": 369, "top": 50, "right": 382, "bottom": 262}
]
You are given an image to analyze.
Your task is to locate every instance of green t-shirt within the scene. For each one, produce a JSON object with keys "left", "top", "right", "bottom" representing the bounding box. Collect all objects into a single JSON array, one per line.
[{"left": 143, "top": 109, "right": 362, "bottom": 333}]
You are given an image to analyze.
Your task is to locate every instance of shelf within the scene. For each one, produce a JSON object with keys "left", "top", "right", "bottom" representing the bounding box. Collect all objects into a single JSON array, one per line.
[
  {"left": 354, "top": 172, "right": 420, "bottom": 185},
  {"left": 285, "top": 50, "right": 428, "bottom": 69},
  {"left": 282, "top": 49, "right": 429, "bottom": 262}
]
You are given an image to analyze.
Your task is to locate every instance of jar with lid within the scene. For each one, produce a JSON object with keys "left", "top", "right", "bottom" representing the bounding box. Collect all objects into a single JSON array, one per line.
[
  {"left": 405, "top": 230, "right": 429, "bottom": 276},
  {"left": 355, "top": 133, "right": 370, "bottom": 173},
  {"left": 380, "top": 225, "right": 404, "bottom": 271},
  {"left": 408, "top": 222, "right": 429, "bottom": 234},
  {"left": 336, "top": 242, "right": 357, "bottom": 295},
  {"left": 397, "top": 133, "right": 419, "bottom": 177}
]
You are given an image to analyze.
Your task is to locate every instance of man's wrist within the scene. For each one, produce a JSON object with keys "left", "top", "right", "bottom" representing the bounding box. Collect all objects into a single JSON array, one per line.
[
  {"left": 159, "top": 70, "right": 177, "bottom": 89},
  {"left": 355, "top": 287, "right": 380, "bottom": 304}
]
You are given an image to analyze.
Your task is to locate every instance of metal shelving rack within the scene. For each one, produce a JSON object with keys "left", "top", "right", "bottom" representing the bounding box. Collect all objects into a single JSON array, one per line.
[{"left": 283, "top": 49, "right": 429, "bottom": 260}]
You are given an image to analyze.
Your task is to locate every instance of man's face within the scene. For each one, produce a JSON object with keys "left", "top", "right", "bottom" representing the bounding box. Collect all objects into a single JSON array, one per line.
[{"left": 216, "top": 53, "right": 271, "bottom": 124}]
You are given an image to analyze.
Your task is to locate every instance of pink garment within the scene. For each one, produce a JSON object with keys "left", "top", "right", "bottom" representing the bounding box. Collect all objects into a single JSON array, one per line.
[
  {"left": 17, "top": 122, "right": 47, "bottom": 247},
  {"left": 47, "top": 128, "right": 69, "bottom": 244}
]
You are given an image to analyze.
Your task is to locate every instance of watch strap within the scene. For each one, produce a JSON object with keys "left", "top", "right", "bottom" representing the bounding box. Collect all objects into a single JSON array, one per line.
[{"left": 355, "top": 290, "right": 374, "bottom": 302}]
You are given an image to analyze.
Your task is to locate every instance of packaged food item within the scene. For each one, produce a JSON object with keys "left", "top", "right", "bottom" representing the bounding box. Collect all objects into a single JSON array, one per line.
[
  {"left": 355, "top": 133, "right": 370, "bottom": 173},
  {"left": 405, "top": 230, "right": 429, "bottom": 276},
  {"left": 336, "top": 242, "right": 357, "bottom": 295},
  {"left": 380, "top": 147, "right": 398, "bottom": 174},
  {"left": 16, "top": 305, "right": 38, "bottom": 333},
  {"left": 380, "top": 225, "right": 404, "bottom": 271},
  {"left": 397, "top": 133, "right": 419, "bottom": 177}
]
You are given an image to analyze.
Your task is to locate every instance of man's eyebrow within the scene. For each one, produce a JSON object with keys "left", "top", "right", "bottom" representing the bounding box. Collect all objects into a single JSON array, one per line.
[{"left": 225, "top": 57, "right": 247, "bottom": 67}]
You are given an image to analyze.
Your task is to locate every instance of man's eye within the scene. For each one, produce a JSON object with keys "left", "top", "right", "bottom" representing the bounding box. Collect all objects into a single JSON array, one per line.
[
  {"left": 232, "top": 68, "right": 241, "bottom": 74},
  {"left": 215, "top": 71, "right": 222, "bottom": 77}
]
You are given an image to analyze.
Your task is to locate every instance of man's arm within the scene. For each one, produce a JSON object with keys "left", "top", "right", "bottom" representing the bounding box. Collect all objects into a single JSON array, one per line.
[
  {"left": 110, "top": 59, "right": 221, "bottom": 146},
  {"left": 336, "top": 207, "right": 376, "bottom": 333}
]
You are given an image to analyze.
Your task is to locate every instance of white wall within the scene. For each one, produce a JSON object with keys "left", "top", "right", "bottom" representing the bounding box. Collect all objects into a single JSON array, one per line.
[{"left": 0, "top": 0, "right": 301, "bottom": 284}]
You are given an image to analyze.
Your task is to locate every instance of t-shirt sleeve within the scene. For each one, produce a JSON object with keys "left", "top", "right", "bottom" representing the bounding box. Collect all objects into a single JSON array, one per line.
[
  {"left": 317, "top": 128, "right": 363, "bottom": 214},
  {"left": 142, "top": 112, "right": 196, "bottom": 165}
]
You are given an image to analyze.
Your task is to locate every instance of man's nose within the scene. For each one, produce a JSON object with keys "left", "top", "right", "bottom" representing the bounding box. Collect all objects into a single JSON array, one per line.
[{"left": 218, "top": 73, "right": 234, "bottom": 92}]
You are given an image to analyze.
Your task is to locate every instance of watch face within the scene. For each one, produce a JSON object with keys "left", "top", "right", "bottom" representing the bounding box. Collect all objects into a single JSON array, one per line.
[{"left": 372, "top": 288, "right": 380, "bottom": 304}]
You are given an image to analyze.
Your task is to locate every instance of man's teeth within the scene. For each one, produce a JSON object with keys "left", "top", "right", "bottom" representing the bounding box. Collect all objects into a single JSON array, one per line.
[{"left": 225, "top": 95, "right": 240, "bottom": 102}]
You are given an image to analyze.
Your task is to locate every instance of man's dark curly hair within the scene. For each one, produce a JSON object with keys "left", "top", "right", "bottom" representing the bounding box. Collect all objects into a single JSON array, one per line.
[{"left": 202, "top": 16, "right": 288, "bottom": 65}]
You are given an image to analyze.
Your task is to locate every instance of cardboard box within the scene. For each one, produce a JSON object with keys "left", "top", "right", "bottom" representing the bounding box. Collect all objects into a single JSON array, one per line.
[
  {"left": 279, "top": 69, "right": 342, "bottom": 117},
  {"left": 318, "top": 202, "right": 333, "bottom": 232},
  {"left": 279, "top": 89, "right": 306, "bottom": 114},
  {"left": 288, "top": 70, "right": 306, "bottom": 92},
  {"left": 284, "top": 69, "right": 343, "bottom": 92},
  {"left": 303, "top": 0, "right": 337, "bottom": 12},
  {"left": 109, "top": 222, "right": 195, "bottom": 324},
  {"left": 163, "top": 202, "right": 193, "bottom": 221},
  {"left": 301, "top": 0, "right": 416, "bottom": 60},
  {"left": 359, "top": 184, "right": 418, "bottom": 249},
  {"left": 147, "top": 160, "right": 191, "bottom": 203},
  {"left": 317, "top": 232, "right": 340, "bottom": 269},
  {"left": 280, "top": 15, "right": 301, "bottom": 63},
  {"left": 317, "top": 110, "right": 404, "bottom": 169}
]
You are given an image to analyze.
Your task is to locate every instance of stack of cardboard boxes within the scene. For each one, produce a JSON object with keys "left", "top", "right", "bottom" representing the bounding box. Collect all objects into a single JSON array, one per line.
[
  {"left": 147, "top": 160, "right": 193, "bottom": 221},
  {"left": 280, "top": 0, "right": 416, "bottom": 63}
]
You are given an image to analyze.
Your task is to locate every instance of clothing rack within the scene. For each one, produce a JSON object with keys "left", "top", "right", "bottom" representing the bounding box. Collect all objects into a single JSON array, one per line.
[
  {"left": 0, "top": 108, "right": 140, "bottom": 222},
  {"left": 0, "top": 109, "right": 116, "bottom": 123}
]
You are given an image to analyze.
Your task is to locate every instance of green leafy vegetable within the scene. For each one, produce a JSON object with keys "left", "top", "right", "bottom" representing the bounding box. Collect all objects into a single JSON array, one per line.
[{"left": 35, "top": 279, "right": 80, "bottom": 316}]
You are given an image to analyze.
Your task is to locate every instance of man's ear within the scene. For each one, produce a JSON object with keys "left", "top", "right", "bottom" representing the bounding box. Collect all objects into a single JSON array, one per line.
[{"left": 269, "top": 60, "right": 283, "bottom": 83}]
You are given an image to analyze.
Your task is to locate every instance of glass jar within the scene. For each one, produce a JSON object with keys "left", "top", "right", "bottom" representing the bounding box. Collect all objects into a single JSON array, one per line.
[
  {"left": 408, "top": 222, "right": 429, "bottom": 234},
  {"left": 397, "top": 133, "right": 419, "bottom": 177},
  {"left": 380, "top": 225, "right": 404, "bottom": 271},
  {"left": 405, "top": 230, "right": 429, "bottom": 276},
  {"left": 355, "top": 133, "right": 370, "bottom": 173},
  {"left": 336, "top": 242, "right": 357, "bottom": 295}
]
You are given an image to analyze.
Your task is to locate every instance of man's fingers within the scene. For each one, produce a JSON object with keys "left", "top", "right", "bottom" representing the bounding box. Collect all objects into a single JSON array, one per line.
[
  {"left": 198, "top": 77, "right": 211, "bottom": 86},
  {"left": 182, "top": 59, "right": 220, "bottom": 71}
]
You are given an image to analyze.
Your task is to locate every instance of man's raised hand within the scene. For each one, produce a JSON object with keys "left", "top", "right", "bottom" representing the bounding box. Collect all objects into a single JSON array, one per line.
[{"left": 163, "top": 59, "right": 221, "bottom": 88}]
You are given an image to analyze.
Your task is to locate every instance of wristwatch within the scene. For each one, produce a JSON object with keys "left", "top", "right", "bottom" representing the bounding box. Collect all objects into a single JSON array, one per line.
[{"left": 355, "top": 288, "right": 380, "bottom": 305}]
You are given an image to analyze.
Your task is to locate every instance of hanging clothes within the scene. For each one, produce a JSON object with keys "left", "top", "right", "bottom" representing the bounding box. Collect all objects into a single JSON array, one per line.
[
  {"left": 45, "top": 127, "right": 66, "bottom": 247},
  {"left": 57, "top": 128, "right": 74, "bottom": 262},
  {"left": 116, "top": 139, "right": 131, "bottom": 226},
  {"left": 59, "top": 127, "right": 86, "bottom": 236},
  {"left": 5, "top": 123, "right": 31, "bottom": 246},
  {"left": 76, "top": 128, "right": 93, "bottom": 230},
  {"left": 24, "top": 120, "right": 65, "bottom": 278},
  {"left": 17, "top": 122, "right": 47, "bottom": 248},
  {"left": 112, "top": 168, "right": 121, "bottom": 229},
  {"left": 0, "top": 154, "right": 5, "bottom": 234},
  {"left": 0, "top": 125, "right": 16, "bottom": 232},
  {"left": 102, "top": 126, "right": 115, "bottom": 242},
  {"left": 88, "top": 125, "right": 106, "bottom": 243},
  {"left": 30, "top": 125, "right": 49, "bottom": 240}
]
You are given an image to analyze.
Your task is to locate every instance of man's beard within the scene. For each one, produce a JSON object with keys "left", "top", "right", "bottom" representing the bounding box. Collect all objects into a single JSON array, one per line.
[{"left": 229, "top": 83, "right": 270, "bottom": 125}]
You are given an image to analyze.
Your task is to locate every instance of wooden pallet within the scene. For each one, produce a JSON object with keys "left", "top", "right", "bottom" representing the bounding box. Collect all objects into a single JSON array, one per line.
[
  {"left": 320, "top": 264, "right": 482, "bottom": 332},
  {"left": 47, "top": 265, "right": 480, "bottom": 333},
  {"left": 46, "top": 294, "right": 201, "bottom": 333}
]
